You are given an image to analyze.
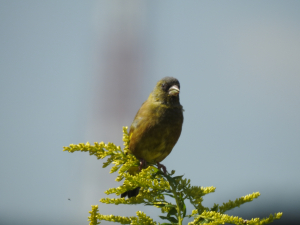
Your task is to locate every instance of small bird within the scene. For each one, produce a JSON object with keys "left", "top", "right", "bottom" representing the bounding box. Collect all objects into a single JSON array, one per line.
[{"left": 121, "top": 77, "right": 183, "bottom": 198}]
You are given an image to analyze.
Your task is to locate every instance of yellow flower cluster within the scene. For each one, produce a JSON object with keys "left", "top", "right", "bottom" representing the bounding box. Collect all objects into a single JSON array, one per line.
[
  {"left": 131, "top": 211, "right": 157, "bottom": 225},
  {"left": 159, "top": 202, "right": 174, "bottom": 213},
  {"left": 185, "top": 185, "right": 216, "bottom": 198},
  {"left": 169, "top": 175, "right": 213, "bottom": 195},
  {"left": 122, "top": 166, "right": 170, "bottom": 190},
  {"left": 63, "top": 141, "right": 105, "bottom": 158},
  {"left": 189, "top": 210, "right": 283, "bottom": 225},
  {"left": 219, "top": 192, "right": 261, "bottom": 213},
  {"left": 63, "top": 127, "right": 140, "bottom": 182},
  {"left": 100, "top": 195, "right": 144, "bottom": 205},
  {"left": 191, "top": 209, "right": 198, "bottom": 216},
  {"left": 184, "top": 185, "right": 216, "bottom": 212},
  {"left": 88, "top": 205, "right": 100, "bottom": 225},
  {"left": 122, "top": 126, "right": 130, "bottom": 153},
  {"left": 88, "top": 206, "right": 156, "bottom": 225},
  {"left": 101, "top": 188, "right": 167, "bottom": 207},
  {"left": 64, "top": 126, "right": 170, "bottom": 203},
  {"left": 97, "top": 213, "right": 131, "bottom": 224},
  {"left": 65, "top": 127, "right": 283, "bottom": 225},
  {"left": 104, "top": 166, "right": 170, "bottom": 196}
]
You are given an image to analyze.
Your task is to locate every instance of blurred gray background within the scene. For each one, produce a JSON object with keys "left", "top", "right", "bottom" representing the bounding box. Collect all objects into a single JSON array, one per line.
[{"left": 1, "top": 1, "right": 299, "bottom": 224}]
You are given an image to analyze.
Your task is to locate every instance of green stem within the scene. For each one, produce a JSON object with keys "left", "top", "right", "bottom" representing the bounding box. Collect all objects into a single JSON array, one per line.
[{"left": 170, "top": 182, "right": 183, "bottom": 225}]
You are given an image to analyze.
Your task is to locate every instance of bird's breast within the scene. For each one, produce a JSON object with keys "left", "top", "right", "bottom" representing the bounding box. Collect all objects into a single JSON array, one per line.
[{"left": 129, "top": 103, "right": 183, "bottom": 163}]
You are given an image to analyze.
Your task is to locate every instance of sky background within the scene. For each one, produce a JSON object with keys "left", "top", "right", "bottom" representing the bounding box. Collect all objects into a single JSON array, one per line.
[{"left": 1, "top": 1, "right": 299, "bottom": 225}]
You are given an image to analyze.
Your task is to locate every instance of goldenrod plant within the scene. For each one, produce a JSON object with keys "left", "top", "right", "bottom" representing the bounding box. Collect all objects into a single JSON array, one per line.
[{"left": 63, "top": 127, "right": 282, "bottom": 225}]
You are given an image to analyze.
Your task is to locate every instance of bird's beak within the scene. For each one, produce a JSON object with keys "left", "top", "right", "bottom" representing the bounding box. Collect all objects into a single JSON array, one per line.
[{"left": 168, "top": 85, "right": 180, "bottom": 96}]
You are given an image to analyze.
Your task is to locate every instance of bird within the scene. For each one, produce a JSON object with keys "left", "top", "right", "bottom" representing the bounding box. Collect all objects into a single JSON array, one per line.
[{"left": 121, "top": 77, "right": 183, "bottom": 198}]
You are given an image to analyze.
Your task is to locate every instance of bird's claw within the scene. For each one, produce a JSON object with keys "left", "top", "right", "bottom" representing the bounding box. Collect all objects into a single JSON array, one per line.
[
  {"left": 139, "top": 159, "right": 167, "bottom": 175},
  {"left": 157, "top": 162, "right": 167, "bottom": 174},
  {"left": 139, "top": 158, "right": 147, "bottom": 171}
]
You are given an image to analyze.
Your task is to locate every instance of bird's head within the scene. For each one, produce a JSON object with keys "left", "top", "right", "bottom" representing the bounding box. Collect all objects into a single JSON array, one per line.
[{"left": 151, "top": 77, "right": 181, "bottom": 105}]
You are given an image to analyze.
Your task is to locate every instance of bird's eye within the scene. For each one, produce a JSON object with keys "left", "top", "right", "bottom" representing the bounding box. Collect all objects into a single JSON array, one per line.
[{"left": 161, "top": 83, "right": 165, "bottom": 88}]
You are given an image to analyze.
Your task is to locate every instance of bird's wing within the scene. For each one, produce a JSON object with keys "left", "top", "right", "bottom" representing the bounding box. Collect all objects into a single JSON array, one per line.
[{"left": 128, "top": 100, "right": 158, "bottom": 155}]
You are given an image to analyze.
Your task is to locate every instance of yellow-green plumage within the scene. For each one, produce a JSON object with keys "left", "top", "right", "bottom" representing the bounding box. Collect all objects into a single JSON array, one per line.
[{"left": 121, "top": 77, "right": 183, "bottom": 198}]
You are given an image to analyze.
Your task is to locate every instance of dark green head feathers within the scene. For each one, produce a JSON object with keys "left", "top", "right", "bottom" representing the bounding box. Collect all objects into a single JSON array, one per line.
[{"left": 151, "top": 77, "right": 181, "bottom": 105}]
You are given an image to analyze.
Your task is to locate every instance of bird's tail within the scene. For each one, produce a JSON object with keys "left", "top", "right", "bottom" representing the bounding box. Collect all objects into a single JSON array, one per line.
[
  {"left": 120, "top": 166, "right": 141, "bottom": 198},
  {"left": 121, "top": 187, "right": 140, "bottom": 198}
]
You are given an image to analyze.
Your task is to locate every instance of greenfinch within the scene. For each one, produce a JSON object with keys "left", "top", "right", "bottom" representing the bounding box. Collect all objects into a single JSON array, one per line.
[{"left": 121, "top": 77, "right": 183, "bottom": 198}]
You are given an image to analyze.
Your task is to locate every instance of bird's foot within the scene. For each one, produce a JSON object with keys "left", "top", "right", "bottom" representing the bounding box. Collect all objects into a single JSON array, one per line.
[
  {"left": 139, "top": 158, "right": 147, "bottom": 171},
  {"left": 157, "top": 162, "right": 167, "bottom": 174}
]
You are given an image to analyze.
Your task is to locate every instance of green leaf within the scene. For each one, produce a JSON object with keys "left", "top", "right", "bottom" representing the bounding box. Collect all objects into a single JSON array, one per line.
[
  {"left": 159, "top": 216, "right": 169, "bottom": 220},
  {"left": 211, "top": 203, "right": 219, "bottom": 212},
  {"left": 145, "top": 203, "right": 166, "bottom": 207},
  {"left": 164, "top": 175, "right": 176, "bottom": 184},
  {"left": 153, "top": 170, "right": 164, "bottom": 176},
  {"left": 159, "top": 216, "right": 178, "bottom": 223},
  {"left": 163, "top": 193, "right": 175, "bottom": 198},
  {"left": 167, "top": 216, "right": 178, "bottom": 223},
  {"left": 152, "top": 167, "right": 160, "bottom": 173},
  {"left": 167, "top": 207, "right": 177, "bottom": 217},
  {"left": 182, "top": 202, "right": 187, "bottom": 218},
  {"left": 164, "top": 204, "right": 176, "bottom": 208},
  {"left": 173, "top": 175, "right": 184, "bottom": 180},
  {"left": 179, "top": 192, "right": 183, "bottom": 201}
]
